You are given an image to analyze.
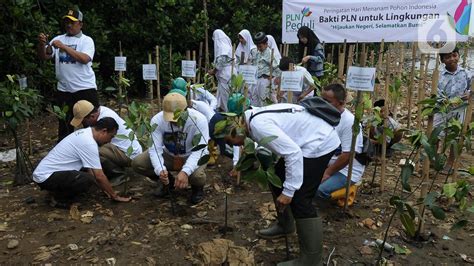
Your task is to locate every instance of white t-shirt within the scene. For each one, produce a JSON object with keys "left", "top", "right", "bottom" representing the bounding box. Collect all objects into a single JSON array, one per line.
[
  {"left": 190, "top": 86, "right": 218, "bottom": 110},
  {"left": 98, "top": 106, "right": 142, "bottom": 159},
  {"left": 191, "top": 100, "right": 215, "bottom": 122},
  {"left": 50, "top": 33, "right": 97, "bottom": 93},
  {"left": 149, "top": 109, "right": 210, "bottom": 176},
  {"left": 282, "top": 66, "right": 315, "bottom": 103},
  {"left": 329, "top": 108, "right": 365, "bottom": 183},
  {"left": 33, "top": 128, "right": 101, "bottom": 183},
  {"left": 244, "top": 104, "right": 340, "bottom": 197}
]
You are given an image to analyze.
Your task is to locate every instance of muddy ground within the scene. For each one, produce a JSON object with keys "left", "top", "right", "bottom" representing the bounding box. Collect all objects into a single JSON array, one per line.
[{"left": 0, "top": 111, "right": 473, "bottom": 265}]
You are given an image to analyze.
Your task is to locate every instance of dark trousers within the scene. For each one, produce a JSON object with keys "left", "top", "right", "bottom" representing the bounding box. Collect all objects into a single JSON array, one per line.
[
  {"left": 55, "top": 89, "right": 99, "bottom": 142},
  {"left": 38, "top": 170, "right": 96, "bottom": 199},
  {"left": 270, "top": 150, "right": 335, "bottom": 219}
]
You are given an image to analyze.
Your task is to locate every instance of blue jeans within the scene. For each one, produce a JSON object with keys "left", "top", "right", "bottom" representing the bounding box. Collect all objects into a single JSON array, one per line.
[{"left": 317, "top": 171, "right": 355, "bottom": 199}]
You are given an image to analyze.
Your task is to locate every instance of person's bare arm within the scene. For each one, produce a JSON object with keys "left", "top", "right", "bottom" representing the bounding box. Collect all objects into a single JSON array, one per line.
[
  {"left": 37, "top": 33, "right": 53, "bottom": 60},
  {"left": 89, "top": 169, "right": 130, "bottom": 202}
]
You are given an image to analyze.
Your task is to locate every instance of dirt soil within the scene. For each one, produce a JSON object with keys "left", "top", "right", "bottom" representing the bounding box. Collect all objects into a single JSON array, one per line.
[{"left": 1, "top": 111, "right": 473, "bottom": 265}]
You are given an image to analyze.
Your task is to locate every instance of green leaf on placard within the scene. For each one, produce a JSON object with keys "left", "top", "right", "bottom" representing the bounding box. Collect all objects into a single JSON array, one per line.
[
  {"left": 191, "top": 144, "right": 207, "bottom": 152},
  {"left": 450, "top": 220, "right": 468, "bottom": 231},
  {"left": 198, "top": 154, "right": 210, "bottom": 166},
  {"left": 258, "top": 135, "right": 278, "bottom": 146},
  {"left": 430, "top": 206, "right": 446, "bottom": 220}
]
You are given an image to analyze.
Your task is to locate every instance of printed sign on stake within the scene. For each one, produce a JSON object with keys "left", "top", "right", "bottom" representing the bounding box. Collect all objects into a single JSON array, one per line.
[
  {"left": 143, "top": 64, "right": 157, "bottom": 80},
  {"left": 238, "top": 65, "right": 258, "bottom": 85},
  {"left": 182, "top": 60, "right": 197, "bottom": 78},
  {"left": 18, "top": 76, "right": 27, "bottom": 89},
  {"left": 280, "top": 71, "right": 304, "bottom": 92},
  {"left": 346, "top": 66, "right": 376, "bottom": 91},
  {"left": 115, "top": 56, "right": 127, "bottom": 71}
]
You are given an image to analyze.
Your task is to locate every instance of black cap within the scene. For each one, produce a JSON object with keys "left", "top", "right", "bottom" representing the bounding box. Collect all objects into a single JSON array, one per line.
[
  {"left": 63, "top": 8, "right": 83, "bottom": 22},
  {"left": 253, "top": 32, "right": 268, "bottom": 44}
]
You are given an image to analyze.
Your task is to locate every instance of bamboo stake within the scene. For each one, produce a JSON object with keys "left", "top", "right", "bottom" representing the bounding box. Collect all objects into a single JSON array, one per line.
[
  {"left": 287, "top": 62, "right": 294, "bottom": 104},
  {"left": 156, "top": 45, "right": 161, "bottom": 111},
  {"left": 380, "top": 52, "right": 391, "bottom": 192},
  {"left": 419, "top": 53, "right": 440, "bottom": 234},
  {"left": 203, "top": 0, "right": 209, "bottom": 73},
  {"left": 343, "top": 43, "right": 367, "bottom": 212},
  {"left": 118, "top": 41, "right": 123, "bottom": 104},
  {"left": 330, "top": 44, "right": 335, "bottom": 64},
  {"left": 192, "top": 50, "right": 197, "bottom": 84},
  {"left": 279, "top": 44, "right": 283, "bottom": 56},
  {"left": 270, "top": 49, "right": 274, "bottom": 102},
  {"left": 398, "top": 42, "right": 405, "bottom": 79},
  {"left": 407, "top": 43, "right": 417, "bottom": 129},
  {"left": 415, "top": 54, "right": 427, "bottom": 173},
  {"left": 369, "top": 50, "right": 375, "bottom": 67},
  {"left": 148, "top": 53, "right": 154, "bottom": 100},
  {"left": 197, "top": 42, "right": 203, "bottom": 83},
  {"left": 169, "top": 44, "right": 173, "bottom": 78},
  {"left": 346, "top": 45, "right": 354, "bottom": 71},
  {"left": 375, "top": 40, "right": 385, "bottom": 99},
  {"left": 186, "top": 50, "right": 191, "bottom": 84},
  {"left": 337, "top": 40, "right": 347, "bottom": 80},
  {"left": 354, "top": 42, "right": 359, "bottom": 64},
  {"left": 230, "top": 44, "right": 236, "bottom": 77}
]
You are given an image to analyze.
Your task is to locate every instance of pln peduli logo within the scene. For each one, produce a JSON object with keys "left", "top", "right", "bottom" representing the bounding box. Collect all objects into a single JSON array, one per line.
[
  {"left": 286, "top": 6, "right": 316, "bottom": 31},
  {"left": 447, "top": 0, "right": 471, "bottom": 35}
]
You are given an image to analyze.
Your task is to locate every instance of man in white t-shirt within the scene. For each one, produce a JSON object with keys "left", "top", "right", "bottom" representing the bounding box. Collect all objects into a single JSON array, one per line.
[
  {"left": 316, "top": 84, "right": 366, "bottom": 201},
  {"left": 37, "top": 8, "right": 99, "bottom": 142},
  {"left": 70, "top": 100, "right": 143, "bottom": 185},
  {"left": 132, "top": 93, "right": 210, "bottom": 205},
  {"left": 224, "top": 103, "right": 340, "bottom": 265},
  {"left": 33, "top": 117, "right": 130, "bottom": 208}
]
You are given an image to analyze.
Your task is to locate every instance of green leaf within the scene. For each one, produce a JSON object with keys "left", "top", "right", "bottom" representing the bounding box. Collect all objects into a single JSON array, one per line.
[
  {"left": 266, "top": 170, "right": 282, "bottom": 188},
  {"left": 423, "top": 191, "right": 439, "bottom": 207},
  {"left": 393, "top": 244, "right": 412, "bottom": 255},
  {"left": 243, "top": 138, "right": 255, "bottom": 154},
  {"left": 450, "top": 220, "right": 468, "bottom": 231},
  {"left": 213, "top": 120, "right": 227, "bottom": 135},
  {"left": 390, "top": 143, "right": 410, "bottom": 151},
  {"left": 253, "top": 167, "right": 268, "bottom": 188},
  {"left": 220, "top": 112, "right": 237, "bottom": 117},
  {"left": 405, "top": 203, "right": 417, "bottom": 219},
  {"left": 467, "top": 205, "right": 474, "bottom": 213},
  {"left": 430, "top": 206, "right": 446, "bottom": 220},
  {"left": 192, "top": 134, "right": 202, "bottom": 146},
  {"left": 400, "top": 164, "right": 413, "bottom": 192},
  {"left": 236, "top": 157, "right": 256, "bottom": 172},
  {"left": 115, "top": 134, "right": 129, "bottom": 140},
  {"left": 400, "top": 213, "right": 416, "bottom": 237},
  {"left": 191, "top": 144, "right": 207, "bottom": 151},
  {"left": 198, "top": 154, "right": 210, "bottom": 166},
  {"left": 442, "top": 183, "right": 457, "bottom": 198},
  {"left": 258, "top": 135, "right": 278, "bottom": 146},
  {"left": 127, "top": 146, "right": 133, "bottom": 157}
]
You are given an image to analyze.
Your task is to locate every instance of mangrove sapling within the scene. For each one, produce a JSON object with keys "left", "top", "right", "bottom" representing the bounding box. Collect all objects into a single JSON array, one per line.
[{"left": 0, "top": 75, "right": 42, "bottom": 185}]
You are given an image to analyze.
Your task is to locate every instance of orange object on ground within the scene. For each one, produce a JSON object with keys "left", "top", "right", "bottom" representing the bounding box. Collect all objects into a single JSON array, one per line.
[{"left": 330, "top": 185, "right": 358, "bottom": 207}]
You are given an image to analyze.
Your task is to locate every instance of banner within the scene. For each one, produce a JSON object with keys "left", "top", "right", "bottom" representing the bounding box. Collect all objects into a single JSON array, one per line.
[{"left": 282, "top": 0, "right": 471, "bottom": 44}]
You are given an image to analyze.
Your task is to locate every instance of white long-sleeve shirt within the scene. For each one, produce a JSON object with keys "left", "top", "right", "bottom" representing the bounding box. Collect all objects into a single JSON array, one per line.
[
  {"left": 190, "top": 86, "right": 218, "bottom": 110},
  {"left": 149, "top": 109, "right": 209, "bottom": 176},
  {"left": 244, "top": 104, "right": 340, "bottom": 197}
]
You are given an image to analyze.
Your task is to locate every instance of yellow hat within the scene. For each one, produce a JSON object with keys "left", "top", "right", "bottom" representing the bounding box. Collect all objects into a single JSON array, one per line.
[
  {"left": 163, "top": 93, "right": 187, "bottom": 122},
  {"left": 63, "top": 9, "right": 83, "bottom": 22},
  {"left": 70, "top": 100, "right": 94, "bottom": 127}
]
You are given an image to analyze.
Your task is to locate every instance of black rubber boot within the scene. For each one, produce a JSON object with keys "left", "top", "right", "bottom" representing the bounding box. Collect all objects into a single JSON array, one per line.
[
  {"left": 190, "top": 186, "right": 204, "bottom": 204},
  {"left": 256, "top": 207, "right": 295, "bottom": 239},
  {"left": 153, "top": 174, "right": 175, "bottom": 198}
]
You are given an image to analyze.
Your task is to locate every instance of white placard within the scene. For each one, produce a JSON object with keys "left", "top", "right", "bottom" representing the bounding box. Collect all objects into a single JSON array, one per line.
[
  {"left": 280, "top": 71, "right": 304, "bottom": 92},
  {"left": 115, "top": 56, "right": 127, "bottom": 71},
  {"left": 282, "top": 0, "right": 469, "bottom": 43},
  {"left": 346, "top": 66, "right": 376, "bottom": 91},
  {"left": 181, "top": 60, "right": 197, "bottom": 78},
  {"left": 142, "top": 64, "right": 157, "bottom": 80},
  {"left": 18, "top": 77, "right": 27, "bottom": 89},
  {"left": 238, "top": 65, "right": 258, "bottom": 85}
]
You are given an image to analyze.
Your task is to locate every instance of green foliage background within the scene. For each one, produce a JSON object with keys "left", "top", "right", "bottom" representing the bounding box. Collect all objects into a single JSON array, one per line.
[{"left": 0, "top": 0, "right": 281, "bottom": 101}]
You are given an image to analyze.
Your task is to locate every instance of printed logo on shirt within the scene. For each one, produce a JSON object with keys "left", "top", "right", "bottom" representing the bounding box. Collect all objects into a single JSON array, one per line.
[
  {"left": 59, "top": 44, "right": 77, "bottom": 64},
  {"left": 163, "top": 131, "right": 187, "bottom": 155}
]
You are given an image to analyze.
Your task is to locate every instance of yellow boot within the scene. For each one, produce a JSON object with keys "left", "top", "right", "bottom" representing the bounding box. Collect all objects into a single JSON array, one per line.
[
  {"left": 330, "top": 185, "right": 358, "bottom": 207},
  {"left": 207, "top": 140, "right": 219, "bottom": 166}
]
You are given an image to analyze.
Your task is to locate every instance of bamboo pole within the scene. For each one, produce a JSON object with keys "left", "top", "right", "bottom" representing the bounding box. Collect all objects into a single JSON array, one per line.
[
  {"left": 346, "top": 45, "right": 354, "bottom": 70},
  {"left": 192, "top": 50, "right": 197, "bottom": 84},
  {"left": 419, "top": 53, "right": 440, "bottom": 234},
  {"left": 415, "top": 54, "right": 427, "bottom": 173},
  {"left": 270, "top": 48, "right": 275, "bottom": 102},
  {"left": 169, "top": 44, "right": 172, "bottom": 78},
  {"left": 354, "top": 42, "right": 359, "bottom": 64},
  {"left": 343, "top": 43, "right": 367, "bottom": 211},
  {"left": 337, "top": 40, "right": 347, "bottom": 80},
  {"left": 380, "top": 52, "right": 391, "bottom": 192},
  {"left": 407, "top": 43, "right": 417, "bottom": 129},
  {"left": 397, "top": 42, "right": 405, "bottom": 79},
  {"left": 118, "top": 41, "right": 123, "bottom": 104},
  {"left": 148, "top": 53, "right": 154, "bottom": 100},
  {"left": 230, "top": 44, "right": 236, "bottom": 77},
  {"left": 156, "top": 45, "right": 161, "bottom": 111},
  {"left": 203, "top": 0, "right": 209, "bottom": 73},
  {"left": 287, "top": 62, "right": 294, "bottom": 104},
  {"left": 330, "top": 44, "right": 335, "bottom": 64},
  {"left": 197, "top": 42, "right": 203, "bottom": 83}
]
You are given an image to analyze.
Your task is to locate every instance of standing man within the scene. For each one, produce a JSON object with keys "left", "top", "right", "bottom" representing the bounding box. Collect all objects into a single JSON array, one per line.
[
  {"left": 223, "top": 102, "right": 340, "bottom": 265},
  {"left": 132, "top": 93, "right": 210, "bottom": 204},
  {"left": 70, "top": 100, "right": 142, "bottom": 185},
  {"left": 37, "top": 8, "right": 99, "bottom": 141},
  {"left": 33, "top": 117, "right": 131, "bottom": 208}
]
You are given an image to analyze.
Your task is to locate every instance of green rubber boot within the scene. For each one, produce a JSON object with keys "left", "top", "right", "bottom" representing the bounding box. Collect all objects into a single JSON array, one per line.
[
  {"left": 278, "top": 217, "right": 323, "bottom": 266},
  {"left": 256, "top": 207, "right": 295, "bottom": 239}
]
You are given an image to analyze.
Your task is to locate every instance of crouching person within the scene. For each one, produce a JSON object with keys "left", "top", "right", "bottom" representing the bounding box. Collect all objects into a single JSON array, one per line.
[
  {"left": 33, "top": 117, "right": 131, "bottom": 208},
  {"left": 223, "top": 102, "right": 340, "bottom": 265},
  {"left": 132, "top": 93, "right": 210, "bottom": 204}
]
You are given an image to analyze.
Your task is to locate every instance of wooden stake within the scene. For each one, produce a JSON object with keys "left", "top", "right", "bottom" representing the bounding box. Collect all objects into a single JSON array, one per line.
[
  {"left": 118, "top": 41, "right": 124, "bottom": 105},
  {"left": 192, "top": 50, "right": 197, "bottom": 84},
  {"left": 156, "top": 45, "right": 161, "bottom": 111},
  {"left": 230, "top": 43, "right": 236, "bottom": 78},
  {"left": 197, "top": 42, "right": 203, "bottom": 83},
  {"left": 287, "top": 62, "right": 294, "bottom": 103},
  {"left": 407, "top": 43, "right": 417, "bottom": 129},
  {"left": 380, "top": 52, "right": 391, "bottom": 192},
  {"left": 148, "top": 53, "right": 154, "bottom": 100},
  {"left": 169, "top": 44, "right": 173, "bottom": 78},
  {"left": 337, "top": 40, "right": 347, "bottom": 81},
  {"left": 415, "top": 54, "right": 429, "bottom": 173},
  {"left": 346, "top": 45, "right": 354, "bottom": 72},
  {"left": 203, "top": 0, "right": 209, "bottom": 73},
  {"left": 270, "top": 48, "right": 274, "bottom": 102},
  {"left": 330, "top": 44, "right": 335, "bottom": 64},
  {"left": 397, "top": 42, "right": 405, "bottom": 79}
]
